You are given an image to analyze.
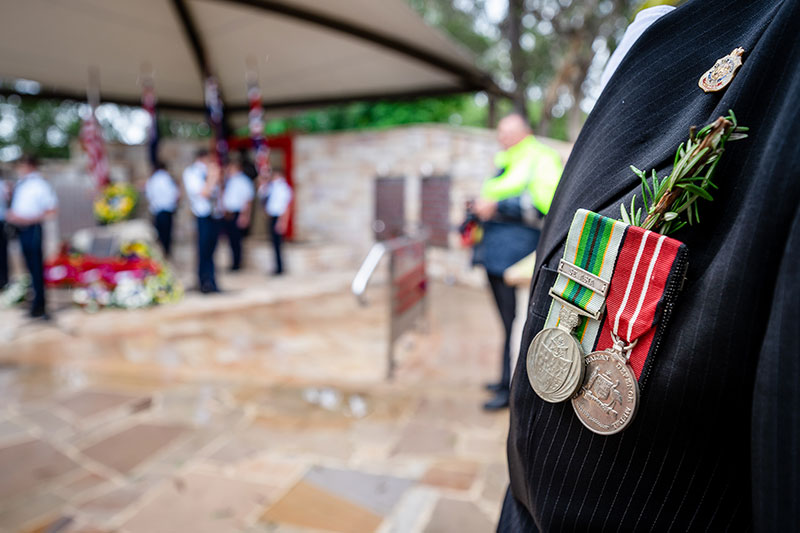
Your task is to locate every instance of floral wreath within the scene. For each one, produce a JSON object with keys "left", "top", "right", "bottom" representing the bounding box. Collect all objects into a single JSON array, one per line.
[{"left": 94, "top": 183, "right": 138, "bottom": 225}]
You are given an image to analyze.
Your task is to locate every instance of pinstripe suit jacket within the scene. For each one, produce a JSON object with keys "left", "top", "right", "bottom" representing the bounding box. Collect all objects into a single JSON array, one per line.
[{"left": 499, "top": 0, "right": 800, "bottom": 531}]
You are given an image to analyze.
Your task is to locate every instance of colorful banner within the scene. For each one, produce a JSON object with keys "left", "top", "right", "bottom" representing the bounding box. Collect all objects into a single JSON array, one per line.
[
  {"left": 246, "top": 71, "right": 270, "bottom": 176},
  {"left": 204, "top": 75, "right": 228, "bottom": 163},
  {"left": 80, "top": 110, "right": 110, "bottom": 188},
  {"left": 141, "top": 74, "right": 159, "bottom": 167}
]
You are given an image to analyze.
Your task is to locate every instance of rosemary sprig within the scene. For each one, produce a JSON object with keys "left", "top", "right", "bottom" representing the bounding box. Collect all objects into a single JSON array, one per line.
[{"left": 620, "top": 109, "right": 748, "bottom": 234}]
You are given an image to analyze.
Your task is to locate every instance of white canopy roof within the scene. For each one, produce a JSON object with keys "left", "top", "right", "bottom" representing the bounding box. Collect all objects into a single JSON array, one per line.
[{"left": 0, "top": 0, "right": 503, "bottom": 114}]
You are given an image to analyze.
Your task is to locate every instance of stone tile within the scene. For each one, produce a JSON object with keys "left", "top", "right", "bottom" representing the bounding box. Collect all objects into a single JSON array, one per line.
[
  {"left": 304, "top": 466, "right": 414, "bottom": 516},
  {"left": 121, "top": 471, "right": 276, "bottom": 533},
  {"left": 379, "top": 486, "right": 438, "bottom": 533},
  {"left": 147, "top": 428, "right": 222, "bottom": 470},
  {"left": 460, "top": 434, "right": 506, "bottom": 459},
  {"left": 21, "top": 514, "right": 74, "bottom": 533},
  {"left": 421, "top": 460, "right": 480, "bottom": 491},
  {"left": 0, "top": 439, "right": 79, "bottom": 500},
  {"left": 58, "top": 390, "right": 148, "bottom": 419},
  {"left": 0, "top": 491, "right": 65, "bottom": 532},
  {"left": 481, "top": 462, "right": 509, "bottom": 504},
  {"left": 0, "top": 418, "right": 29, "bottom": 442},
  {"left": 52, "top": 471, "right": 112, "bottom": 501},
  {"left": 229, "top": 455, "right": 308, "bottom": 487},
  {"left": 423, "top": 498, "right": 493, "bottom": 533},
  {"left": 414, "top": 396, "right": 497, "bottom": 430},
  {"left": 391, "top": 422, "right": 455, "bottom": 456},
  {"left": 78, "top": 486, "right": 146, "bottom": 523},
  {"left": 80, "top": 424, "right": 186, "bottom": 474},
  {"left": 20, "top": 409, "right": 75, "bottom": 436},
  {"left": 262, "top": 481, "right": 383, "bottom": 533}
]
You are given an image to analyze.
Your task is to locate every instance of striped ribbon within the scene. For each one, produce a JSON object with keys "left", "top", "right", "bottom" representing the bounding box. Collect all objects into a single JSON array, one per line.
[
  {"left": 595, "top": 225, "right": 685, "bottom": 379},
  {"left": 544, "top": 209, "right": 627, "bottom": 353}
]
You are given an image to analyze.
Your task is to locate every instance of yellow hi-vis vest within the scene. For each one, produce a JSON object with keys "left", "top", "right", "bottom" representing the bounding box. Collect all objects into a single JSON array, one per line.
[{"left": 480, "top": 135, "right": 563, "bottom": 216}]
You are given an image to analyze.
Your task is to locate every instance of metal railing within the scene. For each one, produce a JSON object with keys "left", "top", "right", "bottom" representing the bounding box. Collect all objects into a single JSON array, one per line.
[{"left": 351, "top": 233, "right": 429, "bottom": 379}]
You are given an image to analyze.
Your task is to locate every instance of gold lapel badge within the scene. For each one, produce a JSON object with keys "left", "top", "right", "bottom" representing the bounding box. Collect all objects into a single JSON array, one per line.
[{"left": 699, "top": 47, "right": 745, "bottom": 93}]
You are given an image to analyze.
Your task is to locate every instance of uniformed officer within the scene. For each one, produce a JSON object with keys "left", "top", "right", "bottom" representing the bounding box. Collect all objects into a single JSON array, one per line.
[
  {"left": 221, "top": 156, "right": 254, "bottom": 271},
  {"left": 6, "top": 154, "right": 58, "bottom": 318},
  {"left": 183, "top": 148, "right": 222, "bottom": 293},
  {"left": 471, "top": 114, "right": 563, "bottom": 411},
  {"left": 0, "top": 177, "right": 9, "bottom": 289},
  {"left": 145, "top": 160, "right": 180, "bottom": 258},
  {"left": 257, "top": 169, "right": 292, "bottom": 276}
]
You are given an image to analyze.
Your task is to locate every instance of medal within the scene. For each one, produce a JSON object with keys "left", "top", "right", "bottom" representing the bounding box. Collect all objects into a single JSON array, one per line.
[
  {"left": 572, "top": 228, "right": 687, "bottom": 435},
  {"left": 571, "top": 338, "right": 639, "bottom": 435},
  {"left": 527, "top": 303, "right": 585, "bottom": 403},
  {"left": 698, "top": 47, "right": 744, "bottom": 93},
  {"left": 567, "top": 113, "right": 744, "bottom": 434},
  {"left": 527, "top": 210, "right": 627, "bottom": 403}
]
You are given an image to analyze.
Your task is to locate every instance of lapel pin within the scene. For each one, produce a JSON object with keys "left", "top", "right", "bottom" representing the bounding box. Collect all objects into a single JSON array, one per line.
[{"left": 699, "top": 47, "right": 745, "bottom": 93}]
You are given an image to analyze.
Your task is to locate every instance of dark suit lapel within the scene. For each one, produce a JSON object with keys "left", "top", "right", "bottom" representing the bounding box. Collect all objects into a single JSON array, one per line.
[{"left": 535, "top": 0, "right": 782, "bottom": 270}]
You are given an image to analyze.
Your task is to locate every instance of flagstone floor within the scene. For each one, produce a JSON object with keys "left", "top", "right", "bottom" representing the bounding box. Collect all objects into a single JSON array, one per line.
[{"left": 0, "top": 272, "right": 517, "bottom": 533}]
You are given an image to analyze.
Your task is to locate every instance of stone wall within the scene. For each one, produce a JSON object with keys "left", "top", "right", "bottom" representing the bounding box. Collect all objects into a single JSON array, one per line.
[{"left": 292, "top": 124, "right": 571, "bottom": 286}]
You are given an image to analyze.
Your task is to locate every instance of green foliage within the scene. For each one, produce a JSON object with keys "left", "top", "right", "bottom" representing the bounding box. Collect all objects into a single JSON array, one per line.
[
  {"left": 251, "top": 94, "right": 490, "bottom": 137},
  {"left": 620, "top": 110, "right": 748, "bottom": 234},
  {"left": 0, "top": 96, "right": 80, "bottom": 159}
]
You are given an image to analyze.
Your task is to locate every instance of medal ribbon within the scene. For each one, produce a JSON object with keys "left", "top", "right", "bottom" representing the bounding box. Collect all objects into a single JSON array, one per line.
[
  {"left": 544, "top": 209, "right": 627, "bottom": 353},
  {"left": 595, "top": 225, "right": 684, "bottom": 379}
]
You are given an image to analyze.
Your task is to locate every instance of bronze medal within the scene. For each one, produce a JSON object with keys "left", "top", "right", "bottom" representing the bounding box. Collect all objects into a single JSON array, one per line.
[{"left": 571, "top": 348, "right": 639, "bottom": 435}]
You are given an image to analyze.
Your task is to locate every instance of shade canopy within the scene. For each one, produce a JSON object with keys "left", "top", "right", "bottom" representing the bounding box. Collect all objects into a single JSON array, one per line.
[{"left": 0, "top": 0, "right": 504, "bottom": 115}]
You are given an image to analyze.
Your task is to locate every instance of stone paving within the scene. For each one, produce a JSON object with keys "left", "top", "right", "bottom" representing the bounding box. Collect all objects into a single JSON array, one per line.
[{"left": 0, "top": 270, "right": 518, "bottom": 533}]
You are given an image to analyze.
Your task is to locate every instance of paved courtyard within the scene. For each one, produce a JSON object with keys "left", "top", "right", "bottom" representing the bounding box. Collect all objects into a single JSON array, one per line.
[{"left": 0, "top": 269, "right": 517, "bottom": 533}]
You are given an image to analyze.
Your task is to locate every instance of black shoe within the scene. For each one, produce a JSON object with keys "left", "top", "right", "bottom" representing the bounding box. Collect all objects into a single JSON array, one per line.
[
  {"left": 485, "top": 382, "right": 505, "bottom": 393},
  {"left": 29, "top": 308, "right": 50, "bottom": 320},
  {"left": 200, "top": 284, "right": 221, "bottom": 294},
  {"left": 482, "top": 389, "right": 510, "bottom": 411}
]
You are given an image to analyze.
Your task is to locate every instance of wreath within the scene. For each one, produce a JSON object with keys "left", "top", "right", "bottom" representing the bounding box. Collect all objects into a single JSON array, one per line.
[{"left": 94, "top": 183, "right": 138, "bottom": 224}]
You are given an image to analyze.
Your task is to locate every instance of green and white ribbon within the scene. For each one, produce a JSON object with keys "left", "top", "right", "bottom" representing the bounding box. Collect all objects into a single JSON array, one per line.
[{"left": 543, "top": 209, "right": 628, "bottom": 353}]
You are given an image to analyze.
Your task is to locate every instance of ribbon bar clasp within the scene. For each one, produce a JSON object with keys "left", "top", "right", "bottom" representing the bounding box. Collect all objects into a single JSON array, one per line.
[
  {"left": 557, "top": 259, "right": 609, "bottom": 298},
  {"left": 548, "top": 287, "right": 605, "bottom": 321}
]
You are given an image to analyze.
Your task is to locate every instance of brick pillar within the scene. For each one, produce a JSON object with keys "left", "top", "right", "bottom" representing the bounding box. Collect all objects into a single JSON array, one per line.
[
  {"left": 420, "top": 175, "right": 451, "bottom": 248},
  {"left": 374, "top": 176, "right": 405, "bottom": 241}
]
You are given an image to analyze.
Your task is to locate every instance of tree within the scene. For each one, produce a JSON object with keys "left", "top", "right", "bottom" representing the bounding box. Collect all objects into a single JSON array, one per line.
[{"left": 409, "top": 0, "right": 686, "bottom": 140}]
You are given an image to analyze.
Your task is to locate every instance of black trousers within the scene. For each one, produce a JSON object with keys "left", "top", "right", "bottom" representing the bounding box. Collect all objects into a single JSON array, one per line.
[
  {"left": 153, "top": 211, "right": 174, "bottom": 257},
  {"left": 19, "top": 224, "right": 45, "bottom": 314},
  {"left": 222, "top": 212, "right": 243, "bottom": 270},
  {"left": 0, "top": 221, "right": 8, "bottom": 288},
  {"left": 196, "top": 216, "right": 220, "bottom": 291},
  {"left": 487, "top": 272, "right": 516, "bottom": 390},
  {"left": 268, "top": 215, "right": 283, "bottom": 274}
]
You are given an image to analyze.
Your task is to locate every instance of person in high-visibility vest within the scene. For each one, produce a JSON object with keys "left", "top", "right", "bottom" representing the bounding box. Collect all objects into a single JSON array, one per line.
[{"left": 472, "top": 113, "right": 563, "bottom": 411}]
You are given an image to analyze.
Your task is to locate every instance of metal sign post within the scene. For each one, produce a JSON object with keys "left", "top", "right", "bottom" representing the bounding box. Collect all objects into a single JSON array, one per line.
[{"left": 352, "top": 234, "right": 428, "bottom": 379}]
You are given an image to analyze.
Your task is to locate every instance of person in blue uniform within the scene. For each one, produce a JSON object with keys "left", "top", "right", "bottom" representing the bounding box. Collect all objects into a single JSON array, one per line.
[
  {"left": 183, "top": 149, "right": 222, "bottom": 293},
  {"left": 221, "top": 156, "right": 254, "bottom": 271},
  {"left": 0, "top": 178, "right": 9, "bottom": 289},
  {"left": 6, "top": 155, "right": 58, "bottom": 318},
  {"left": 145, "top": 160, "right": 180, "bottom": 258},
  {"left": 257, "top": 169, "right": 292, "bottom": 276}
]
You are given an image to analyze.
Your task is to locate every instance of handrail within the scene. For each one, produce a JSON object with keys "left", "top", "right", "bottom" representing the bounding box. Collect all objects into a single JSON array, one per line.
[
  {"left": 351, "top": 242, "right": 387, "bottom": 305},
  {"left": 352, "top": 232, "right": 430, "bottom": 306}
]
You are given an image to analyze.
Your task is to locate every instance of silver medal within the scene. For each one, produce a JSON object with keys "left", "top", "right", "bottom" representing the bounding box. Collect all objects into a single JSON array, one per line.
[
  {"left": 527, "top": 306, "right": 585, "bottom": 403},
  {"left": 571, "top": 337, "right": 639, "bottom": 435}
]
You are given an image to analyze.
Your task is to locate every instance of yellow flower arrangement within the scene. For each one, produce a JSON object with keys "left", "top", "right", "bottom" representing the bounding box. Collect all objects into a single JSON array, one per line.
[{"left": 94, "top": 183, "right": 138, "bottom": 225}]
